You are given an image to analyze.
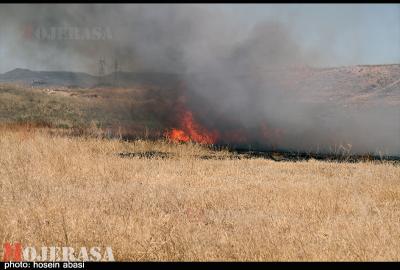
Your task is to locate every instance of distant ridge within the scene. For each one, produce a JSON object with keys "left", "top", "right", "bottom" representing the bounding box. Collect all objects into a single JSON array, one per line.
[
  {"left": 0, "top": 68, "right": 182, "bottom": 88},
  {"left": 0, "top": 65, "right": 399, "bottom": 103},
  {"left": 0, "top": 68, "right": 97, "bottom": 88}
]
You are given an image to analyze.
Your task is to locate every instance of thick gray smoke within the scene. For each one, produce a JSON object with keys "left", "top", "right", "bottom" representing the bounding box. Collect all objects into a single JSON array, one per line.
[
  {"left": 0, "top": 4, "right": 242, "bottom": 74},
  {"left": 0, "top": 4, "right": 399, "bottom": 155}
]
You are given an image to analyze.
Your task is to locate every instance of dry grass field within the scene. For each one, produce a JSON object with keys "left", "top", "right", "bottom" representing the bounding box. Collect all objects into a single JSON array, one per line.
[
  {"left": 1, "top": 125, "right": 399, "bottom": 261},
  {"left": 0, "top": 83, "right": 178, "bottom": 138}
]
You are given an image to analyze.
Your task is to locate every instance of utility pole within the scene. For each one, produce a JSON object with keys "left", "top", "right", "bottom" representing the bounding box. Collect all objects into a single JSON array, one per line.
[
  {"left": 98, "top": 58, "right": 106, "bottom": 85},
  {"left": 114, "top": 59, "right": 119, "bottom": 87}
]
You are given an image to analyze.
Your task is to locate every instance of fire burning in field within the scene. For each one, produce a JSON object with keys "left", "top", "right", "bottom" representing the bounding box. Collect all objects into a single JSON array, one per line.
[
  {"left": 165, "top": 109, "right": 219, "bottom": 144},
  {"left": 164, "top": 98, "right": 284, "bottom": 147}
]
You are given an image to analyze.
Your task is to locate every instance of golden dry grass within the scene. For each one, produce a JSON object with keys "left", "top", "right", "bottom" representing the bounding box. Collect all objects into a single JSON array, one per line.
[{"left": 1, "top": 126, "right": 399, "bottom": 261}]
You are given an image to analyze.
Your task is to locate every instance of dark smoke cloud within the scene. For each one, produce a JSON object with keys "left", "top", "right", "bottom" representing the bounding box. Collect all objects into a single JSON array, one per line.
[
  {"left": 0, "top": 4, "right": 399, "bottom": 155},
  {"left": 0, "top": 4, "right": 243, "bottom": 74}
]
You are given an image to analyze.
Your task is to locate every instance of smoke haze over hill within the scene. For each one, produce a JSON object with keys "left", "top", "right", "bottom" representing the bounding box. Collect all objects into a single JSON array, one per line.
[{"left": 0, "top": 4, "right": 399, "bottom": 154}]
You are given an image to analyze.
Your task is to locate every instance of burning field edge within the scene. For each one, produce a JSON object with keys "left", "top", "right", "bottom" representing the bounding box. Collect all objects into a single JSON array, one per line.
[{"left": 2, "top": 121, "right": 399, "bottom": 164}]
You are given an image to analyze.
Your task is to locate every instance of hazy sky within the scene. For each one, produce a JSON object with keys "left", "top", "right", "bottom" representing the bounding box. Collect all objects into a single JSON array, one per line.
[
  {"left": 221, "top": 4, "right": 400, "bottom": 66},
  {"left": 0, "top": 4, "right": 398, "bottom": 73}
]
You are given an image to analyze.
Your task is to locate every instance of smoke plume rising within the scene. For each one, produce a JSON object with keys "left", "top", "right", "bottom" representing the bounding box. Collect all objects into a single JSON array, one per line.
[{"left": 0, "top": 4, "right": 399, "bottom": 155}]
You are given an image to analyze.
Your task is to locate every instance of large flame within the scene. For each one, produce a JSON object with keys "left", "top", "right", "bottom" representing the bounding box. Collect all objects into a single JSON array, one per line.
[
  {"left": 164, "top": 96, "right": 284, "bottom": 146},
  {"left": 165, "top": 109, "right": 218, "bottom": 144},
  {"left": 165, "top": 109, "right": 285, "bottom": 146}
]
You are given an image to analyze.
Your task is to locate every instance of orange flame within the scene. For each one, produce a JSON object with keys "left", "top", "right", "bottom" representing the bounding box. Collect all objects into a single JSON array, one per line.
[
  {"left": 165, "top": 110, "right": 218, "bottom": 144},
  {"left": 168, "top": 128, "right": 190, "bottom": 142}
]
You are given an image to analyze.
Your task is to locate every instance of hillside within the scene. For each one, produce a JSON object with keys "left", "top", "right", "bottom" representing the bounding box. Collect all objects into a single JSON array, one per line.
[
  {"left": 0, "top": 64, "right": 399, "bottom": 154},
  {"left": 0, "top": 68, "right": 182, "bottom": 89}
]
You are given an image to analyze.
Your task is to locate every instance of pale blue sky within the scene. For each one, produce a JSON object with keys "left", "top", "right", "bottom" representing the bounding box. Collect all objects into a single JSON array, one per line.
[{"left": 219, "top": 4, "right": 400, "bottom": 66}]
